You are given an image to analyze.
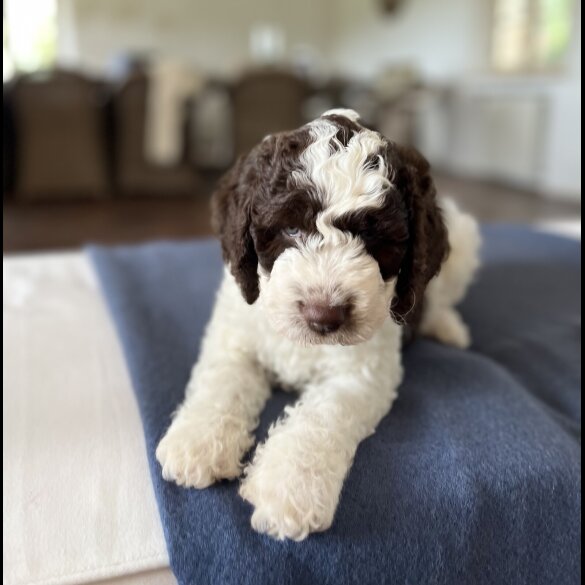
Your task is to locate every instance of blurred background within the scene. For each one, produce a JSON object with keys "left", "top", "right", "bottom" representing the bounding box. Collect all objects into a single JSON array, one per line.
[{"left": 2, "top": 0, "right": 581, "bottom": 252}]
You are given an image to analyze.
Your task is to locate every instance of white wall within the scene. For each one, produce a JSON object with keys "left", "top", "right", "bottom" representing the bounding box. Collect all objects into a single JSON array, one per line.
[
  {"left": 63, "top": 0, "right": 491, "bottom": 82},
  {"left": 61, "top": 0, "right": 580, "bottom": 200},
  {"left": 540, "top": 7, "right": 581, "bottom": 200},
  {"left": 63, "top": 0, "right": 333, "bottom": 77},
  {"left": 329, "top": 0, "right": 580, "bottom": 200},
  {"left": 329, "top": 0, "right": 492, "bottom": 81},
  {"left": 431, "top": 8, "right": 582, "bottom": 201}
]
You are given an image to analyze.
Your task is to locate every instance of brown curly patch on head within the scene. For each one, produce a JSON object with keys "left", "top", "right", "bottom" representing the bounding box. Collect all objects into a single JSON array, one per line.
[
  {"left": 211, "top": 128, "right": 315, "bottom": 303},
  {"left": 210, "top": 155, "right": 259, "bottom": 303},
  {"left": 332, "top": 185, "right": 410, "bottom": 282},
  {"left": 322, "top": 113, "right": 363, "bottom": 149},
  {"left": 385, "top": 143, "right": 450, "bottom": 325},
  {"left": 251, "top": 190, "right": 322, "bottom": 273}
]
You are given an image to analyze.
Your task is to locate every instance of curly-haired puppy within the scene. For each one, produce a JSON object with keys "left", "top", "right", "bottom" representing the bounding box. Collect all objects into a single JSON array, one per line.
[{"left": 156, "top": 109, "right": 481, "bottom": 540}]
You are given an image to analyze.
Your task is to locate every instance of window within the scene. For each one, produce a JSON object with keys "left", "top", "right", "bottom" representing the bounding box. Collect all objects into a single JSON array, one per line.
[
  {"left": 492, "top": 0, "right": 576, "bottom": 72},
  {"left": 3, "top": 0, "right": 57, "bottom": 78}
]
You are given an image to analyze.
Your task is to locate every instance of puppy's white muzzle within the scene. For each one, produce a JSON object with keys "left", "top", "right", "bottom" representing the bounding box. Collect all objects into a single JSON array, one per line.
[{"left": 260, "top": 234, "right": 395, "bottom": 345}]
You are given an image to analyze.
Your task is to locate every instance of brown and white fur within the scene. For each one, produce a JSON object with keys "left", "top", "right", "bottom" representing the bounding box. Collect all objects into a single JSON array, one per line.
[{"left": 156, "top": 109, "right": 481, "bottom": 541}]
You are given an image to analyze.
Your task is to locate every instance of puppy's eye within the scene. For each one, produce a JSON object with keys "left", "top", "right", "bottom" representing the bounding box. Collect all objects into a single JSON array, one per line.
[{"left": 284, "top": 227, "right": 302, "bottom": 238}]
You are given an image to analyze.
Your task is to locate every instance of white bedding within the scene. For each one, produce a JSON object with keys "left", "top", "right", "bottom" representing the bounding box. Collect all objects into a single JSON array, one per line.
[
  {"left": 3, "top": 253, "right": 175, "bottom": 585},
  {"left": 3, "top": 221, "right": 579, "bottom": 584}
]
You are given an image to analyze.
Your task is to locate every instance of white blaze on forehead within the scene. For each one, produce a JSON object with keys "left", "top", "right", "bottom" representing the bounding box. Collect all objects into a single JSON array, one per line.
[{"left": 292, "top": 114, "right": 392, "bottom": 237}]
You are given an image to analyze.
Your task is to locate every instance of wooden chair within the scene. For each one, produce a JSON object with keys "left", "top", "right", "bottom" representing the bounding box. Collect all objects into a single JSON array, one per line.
[
  {"left": 11, "top": 70, "right": 110, "bottom": 200},
  {"left": 232, "top": 68, "right": 309, "bottom": 156},
  {"left": 112, "top": 72, "right": 200, "bottom": 197}
]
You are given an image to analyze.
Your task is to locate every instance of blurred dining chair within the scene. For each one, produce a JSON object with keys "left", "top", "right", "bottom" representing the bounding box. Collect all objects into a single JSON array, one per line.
[
  {"left": 3, "top": 81, "right": 16, "bottom": 198},
  {"left": 232, "top": 68, "right": 310, "bottom": 155},
  {"left": 112, "top": 71, "right": 200, "bottom": 197},
  {"left": 11, "top": 70, "right": 110, "bottom": 200}
]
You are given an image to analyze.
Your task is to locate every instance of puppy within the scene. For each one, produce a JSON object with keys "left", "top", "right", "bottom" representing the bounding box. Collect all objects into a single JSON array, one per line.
[{"left": 156, "top": 109, "right": 481, "bottom": 541}]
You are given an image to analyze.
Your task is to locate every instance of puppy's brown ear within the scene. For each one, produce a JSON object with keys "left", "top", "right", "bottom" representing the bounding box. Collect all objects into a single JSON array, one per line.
[
  {"left": 388, "top": 144, "right": 449, "bottom": 324},
  {"left": 211, "top": 154, "right": 260, "bottom": 304}
]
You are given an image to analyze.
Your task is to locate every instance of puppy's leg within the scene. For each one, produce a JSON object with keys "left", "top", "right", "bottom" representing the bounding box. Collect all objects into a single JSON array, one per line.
[
  {"left": 421, "top": 198, "right": 481, "bottom": 349},
  {"left": 240, "top": 338, "right": 402, "bottom": 540},
  {"left": 420, "top": 306, "right": 471, "bottom": 349},
  {"left": 156, "top": 279, "right": 270, "bottom": 488}
]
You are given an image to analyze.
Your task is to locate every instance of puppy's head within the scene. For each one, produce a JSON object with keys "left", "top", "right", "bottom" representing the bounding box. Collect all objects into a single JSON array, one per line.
[{"left": 212, "top": 109, "right": 448, "bottom": 345}]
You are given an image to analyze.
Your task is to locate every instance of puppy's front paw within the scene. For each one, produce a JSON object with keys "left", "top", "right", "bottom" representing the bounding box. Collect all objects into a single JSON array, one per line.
[
  {"left": 240, "top": 468, "right": 337, "bottom": 541},
  {"left": 239, "top": 438, "right": 344, "bottom": 540},
  {"left": 156, "top": 408, "right": 254, "bottom": 488}
]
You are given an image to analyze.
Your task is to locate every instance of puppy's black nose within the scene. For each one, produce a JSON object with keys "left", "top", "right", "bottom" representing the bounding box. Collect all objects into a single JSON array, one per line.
[{"left": 300, "top": 302, "right": 350, "bottom": 334}]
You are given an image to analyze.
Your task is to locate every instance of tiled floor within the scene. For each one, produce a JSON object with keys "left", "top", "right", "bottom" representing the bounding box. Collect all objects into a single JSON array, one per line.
[{"left": 3, "top": 173, "right": 581, "bottom": 253}]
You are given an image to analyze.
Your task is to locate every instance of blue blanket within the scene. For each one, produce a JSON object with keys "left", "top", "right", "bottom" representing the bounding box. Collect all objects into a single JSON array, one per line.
[{"left": 89, "top": 225, "right": 581, "bottom": 585}]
